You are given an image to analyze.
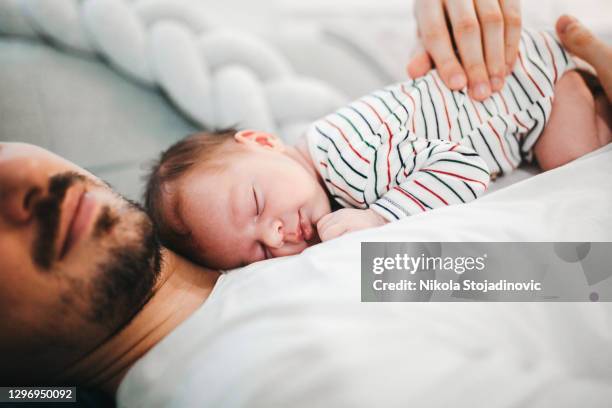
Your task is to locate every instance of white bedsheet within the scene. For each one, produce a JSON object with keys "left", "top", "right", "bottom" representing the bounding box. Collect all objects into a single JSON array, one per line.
[{"left": 117, "top": 144, "right": 612, "bottom": 408}]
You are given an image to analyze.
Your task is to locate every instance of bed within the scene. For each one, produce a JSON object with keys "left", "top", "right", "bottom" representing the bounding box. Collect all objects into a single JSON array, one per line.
[
  {"left": 1, "top": 1, "right": 611, "bottom": 407},
  {"left": 117, "top": 143, "right": 612, "bottom": 408}
]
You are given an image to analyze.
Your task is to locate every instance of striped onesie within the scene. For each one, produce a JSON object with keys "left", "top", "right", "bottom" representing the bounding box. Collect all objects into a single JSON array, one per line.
[{"left": 305, "top": 28, "right": 576, "bottom": 221}]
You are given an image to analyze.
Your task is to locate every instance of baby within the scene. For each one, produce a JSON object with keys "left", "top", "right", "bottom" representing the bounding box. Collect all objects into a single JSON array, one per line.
[{"left": 145, "top": 28, "right": 611, "bottom": 270}]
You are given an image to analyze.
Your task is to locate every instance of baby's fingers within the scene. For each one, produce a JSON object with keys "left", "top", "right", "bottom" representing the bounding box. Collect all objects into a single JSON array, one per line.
[
  {"left": 316, "top": 212, "right": 335, "bottom": 235},
  {"left": 319, "top": 222, "right": 348, "bottom": 242}
]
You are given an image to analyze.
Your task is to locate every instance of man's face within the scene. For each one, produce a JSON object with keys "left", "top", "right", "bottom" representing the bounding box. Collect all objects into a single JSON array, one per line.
[
  {"left": 0, "top": 143, "right": 161, "bottom": 383},
  {"left": 172, "top": 145, "right": 332, "bottom": 270}
]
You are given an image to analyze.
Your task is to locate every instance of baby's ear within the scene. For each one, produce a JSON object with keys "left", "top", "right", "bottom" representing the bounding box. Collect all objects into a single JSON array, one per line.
[{"left": 234, "top": 130, "right": 284, "bottom": 151}]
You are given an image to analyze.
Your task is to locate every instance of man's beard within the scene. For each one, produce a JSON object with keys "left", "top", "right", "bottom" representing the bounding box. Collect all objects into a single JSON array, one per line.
[
  {"left": 31, "top": 172, "right": 161, "bottom": 330},
  {"left": 87, "top": 204, "right": 161, "bottom": 330}
]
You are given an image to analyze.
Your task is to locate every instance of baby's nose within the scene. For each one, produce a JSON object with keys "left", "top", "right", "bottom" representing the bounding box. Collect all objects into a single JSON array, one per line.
[{"left": 262, "top": 219, "right": 284, "bottom": 248}]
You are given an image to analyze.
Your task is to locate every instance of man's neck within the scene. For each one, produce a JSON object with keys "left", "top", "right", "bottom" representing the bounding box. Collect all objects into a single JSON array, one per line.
[{"left": 60, "top": 249, "right": 220, "bottom": 395}]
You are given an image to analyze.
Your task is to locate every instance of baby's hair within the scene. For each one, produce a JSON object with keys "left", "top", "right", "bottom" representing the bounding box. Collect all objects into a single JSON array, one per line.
[{"left": 143, "top": 128, "right": 238, "bottom": 263}]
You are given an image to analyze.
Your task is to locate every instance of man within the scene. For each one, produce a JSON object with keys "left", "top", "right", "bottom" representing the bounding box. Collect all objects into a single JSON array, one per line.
[
  {"left": 0, "top": 14, "right": 609, "bottom": 397},
  {"left": 0, "top": 142, "right": 220, "bottom": 391}
]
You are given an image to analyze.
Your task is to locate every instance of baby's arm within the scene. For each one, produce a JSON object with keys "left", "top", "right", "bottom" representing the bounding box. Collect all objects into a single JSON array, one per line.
[
  {"left": 369, "top": 139, "right": 490, "bottom": 221},
  {"left": 317, "top": 139, "right": 490, "bottom": 242}
]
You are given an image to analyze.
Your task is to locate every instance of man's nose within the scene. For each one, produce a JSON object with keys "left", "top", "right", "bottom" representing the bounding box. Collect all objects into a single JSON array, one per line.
[
  {"left": 0, "top": 152, "right": 47, "bottom": 224},
  {"left": 261, "top": 219, "right": 284, "bottom": 249}
]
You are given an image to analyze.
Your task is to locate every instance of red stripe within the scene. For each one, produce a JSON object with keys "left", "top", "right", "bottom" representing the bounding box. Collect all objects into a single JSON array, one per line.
[
  {"left": 513, "top": 113, "right": 530, "bottom": 134},
  {"left": 540, "top": 32, "right": 558, "bottom": 83},
  {"left": 320, "top": 161, "right": 328, "bottom": 167},
  {"left": 431, "top": 74, "right": 453, "bottom": 140},
  {"left": 360, "top": 100, "right": 393, "bottom": 190},
  {"left": 420, "top": 168, "right": 488, "bottom": 190},
  {"left": 328, "top": 180, "right": 365, "bottom": 205},
  {"left": 414, "top": 180, "right": 448, "bottom": 205},
  {"left": 325, "top": 119, "right": 370, "bottom": 164},
  {"left": 498, "top": 93, "right": 510, "bottom": 115},
  {"left": 469, "top": 99, "right": 483, "bottom": 124},
  {"left": 400, "top": 84, "right": 417, "bottom": 133},
  {"left": 449, "top": 143, "right": 459, "bottom": 151},
  {"left": 393, "top": 186, "right": 425, "bottom": 211},
  {"left": 486, "top": 122, "right": 514, "bottom": 169},
  {"left": 518, "top": 51, "right": 545, "bottom": 97}
]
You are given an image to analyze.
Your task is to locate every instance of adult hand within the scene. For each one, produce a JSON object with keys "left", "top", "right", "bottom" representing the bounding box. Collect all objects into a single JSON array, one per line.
[
  {"left": 556, "top": 15, "right": 612, "bottom": 103},
  {"left": 407, "top": 0, "right": 522, "bottom": 101}
]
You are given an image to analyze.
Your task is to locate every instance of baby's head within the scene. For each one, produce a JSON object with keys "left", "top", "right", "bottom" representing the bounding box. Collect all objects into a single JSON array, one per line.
[{"left": 145, "top": 129, "right": 331, "bottom": 270}]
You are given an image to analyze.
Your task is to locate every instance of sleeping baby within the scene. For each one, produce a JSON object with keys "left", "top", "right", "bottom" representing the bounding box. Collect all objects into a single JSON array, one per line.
[{"left": 144, "top": 27, "right": 611, "bottom": 270}]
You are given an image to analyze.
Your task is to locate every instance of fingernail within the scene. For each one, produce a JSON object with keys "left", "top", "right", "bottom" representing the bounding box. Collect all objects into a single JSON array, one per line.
[
  {"left": 559, "top": 15, "right": 577, "bottom": 34},
  {"left": 490, "top": 76, "right": 504, "bottom": 91},
  {"left": 449, "top": 73, "right": 466, "bottom": 89},
  {"left": 473, "top": 83, "right": 490, "bottom": 99}
]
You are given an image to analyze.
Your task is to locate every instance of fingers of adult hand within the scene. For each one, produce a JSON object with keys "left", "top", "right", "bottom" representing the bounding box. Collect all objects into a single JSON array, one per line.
[
  {"left": 407, "top": 43, "right": 433, "bottom": 79},
  {"left": 475, "top": 0, "right": 506, "bottom": 91},
  {"left": 446, "top": 0, "right": 490, "bottom": 99},
  {"left": 557, "top": 15, "right": 612, "bottom": 103},
  {"left": 416, "top": 0, "right": 467, "bottom": 89},
  {"left": 557, "top": 15, "right": 604, "bottom": 64},
  {"left": 500, "top": 0, "right": 522, "bottom": 73}
]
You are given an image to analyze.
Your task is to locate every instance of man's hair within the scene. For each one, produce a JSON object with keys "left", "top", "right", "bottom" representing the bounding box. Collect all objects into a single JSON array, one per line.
[{"left": 144, "top": 129, "right": 238, "bottom": 263}]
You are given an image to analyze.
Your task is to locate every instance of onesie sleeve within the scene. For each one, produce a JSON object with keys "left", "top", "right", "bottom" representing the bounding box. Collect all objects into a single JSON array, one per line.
[{"left": 371, "top": 139, "right": 491, "bottom": 221}]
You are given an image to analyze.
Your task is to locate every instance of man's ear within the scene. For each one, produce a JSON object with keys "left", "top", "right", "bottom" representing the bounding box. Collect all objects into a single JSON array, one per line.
[{"left": 234, "top": 130, "right": 285, "bottom": 152}]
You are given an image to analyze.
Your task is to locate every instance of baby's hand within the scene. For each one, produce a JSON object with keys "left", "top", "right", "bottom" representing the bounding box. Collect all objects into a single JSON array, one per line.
[{"left": 316, "top": 208, "right": 388, "bottom": 242}]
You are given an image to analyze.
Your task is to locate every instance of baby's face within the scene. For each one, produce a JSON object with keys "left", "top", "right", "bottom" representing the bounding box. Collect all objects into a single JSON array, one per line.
[{"left": 173, "top": 143, "right": 331, "bottom": 270}]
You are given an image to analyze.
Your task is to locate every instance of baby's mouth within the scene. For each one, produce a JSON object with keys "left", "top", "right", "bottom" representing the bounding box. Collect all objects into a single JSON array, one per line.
[
  {"left": 298, "top": 209, "right": 314, "bottom": 241},
  {"left": 306, "top": 232, "right": 321, "bottom": 246}
]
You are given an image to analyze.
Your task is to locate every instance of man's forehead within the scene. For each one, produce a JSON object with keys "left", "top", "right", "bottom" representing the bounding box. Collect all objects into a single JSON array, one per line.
[{"left": 0, "top": 142, "right": 100, "bottom": 182}]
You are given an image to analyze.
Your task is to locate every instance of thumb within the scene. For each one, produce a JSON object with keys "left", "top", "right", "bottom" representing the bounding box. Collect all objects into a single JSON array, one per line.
[
  {"left": 556, "top": 15, "right": 609, "bottom": 70},
  {"left": 557, "top": 14, "right": 612, "bottom": 103}
]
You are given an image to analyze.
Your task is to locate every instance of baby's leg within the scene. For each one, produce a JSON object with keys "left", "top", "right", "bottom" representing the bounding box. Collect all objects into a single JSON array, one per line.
[{"left": 533, "top": 70, "right": 611, "bottom": 171}]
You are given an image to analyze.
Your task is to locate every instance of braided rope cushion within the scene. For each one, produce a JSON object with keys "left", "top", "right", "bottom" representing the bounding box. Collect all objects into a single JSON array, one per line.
[{"left": 0, "top": 0, "right": 348, "bottom": 141}]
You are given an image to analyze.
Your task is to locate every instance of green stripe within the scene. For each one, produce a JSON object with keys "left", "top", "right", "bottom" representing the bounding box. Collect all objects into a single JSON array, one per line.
[
  {"left": 372, "top": 149, "right": 380, "bottom": 199},
  {"left": 436, "top": 158, "right": 490, "bottom": 176},
  {"left": 373, "top": 94, "right": 401, "bottom": 124},
  {"left": 420, "top": 170, "right": 465, "bottom": 203},
  {"left": 427, "top": 142, "right": 435, "bottom": 159},
  {"left": 336, "top": 112, "right": 376, "bottom": 151},
  {"left": 327, "top": 159, "right": 365, "bottom": 194}
]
